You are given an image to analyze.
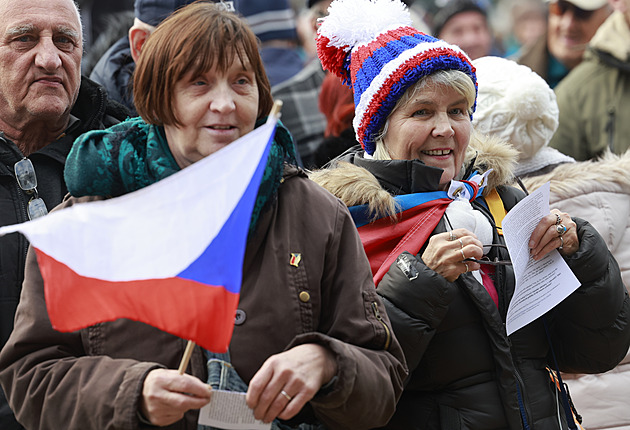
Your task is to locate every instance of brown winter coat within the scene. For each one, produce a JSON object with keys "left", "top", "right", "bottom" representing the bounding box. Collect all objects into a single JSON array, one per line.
[{"left": 0, "top": 166, "right": 407, "bottom": 430}]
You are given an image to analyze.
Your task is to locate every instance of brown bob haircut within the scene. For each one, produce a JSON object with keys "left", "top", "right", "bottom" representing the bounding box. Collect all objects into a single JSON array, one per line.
[{"left": 133, "top": 1, "right": 273, "bottom": 126}]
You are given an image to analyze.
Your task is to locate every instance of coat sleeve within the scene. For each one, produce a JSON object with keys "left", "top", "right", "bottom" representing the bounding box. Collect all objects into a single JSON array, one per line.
[
  {"left": 549, "top": 76, "right": 588, "bottom": 160},
  {"left": 376, "top": 251, "right": 458, "bottom": 373},
  {"left": 0, "top": 247, "right": 165, "bottom": 430},
  {"left": 286, "top": 199, "right": 408, "bottom": 430},
  {"left": 550, "top": 217, "right": 630, "bottom": 373}
]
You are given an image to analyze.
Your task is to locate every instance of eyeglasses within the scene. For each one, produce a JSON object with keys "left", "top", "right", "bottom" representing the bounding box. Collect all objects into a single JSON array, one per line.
[
  {"left": 548, "top": 0, "right": 597, "bottom": 21},
  {"left": 14, "top": 158, "right": 48, "bottom": 220},
  {"left": 464, "top": 244, "right": 512, "bottom": 266}
]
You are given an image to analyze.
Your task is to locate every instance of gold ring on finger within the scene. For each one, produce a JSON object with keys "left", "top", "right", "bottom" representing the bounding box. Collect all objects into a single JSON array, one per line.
[{"left": 280, "top": 390, "right": 292, "bottom": 402}]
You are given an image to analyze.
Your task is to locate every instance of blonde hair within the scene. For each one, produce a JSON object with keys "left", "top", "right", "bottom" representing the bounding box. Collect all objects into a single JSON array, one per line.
[{"left": 372, "top": 69, "right": 476, "bottom": 160}]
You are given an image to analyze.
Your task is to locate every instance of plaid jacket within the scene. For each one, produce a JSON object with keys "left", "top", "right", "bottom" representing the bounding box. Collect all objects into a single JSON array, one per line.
[{"left": 272, "top": 60, "right": 327, "bottom": 168}]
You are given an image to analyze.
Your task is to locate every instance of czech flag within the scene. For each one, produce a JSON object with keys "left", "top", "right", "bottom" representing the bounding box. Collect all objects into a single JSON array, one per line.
[
  {"left": 349, "top": 172, "right": 491, "bottom": 287},
  {"left": 349, "top": 192, "right": 451, "bottom": 286},
  {"left": 0, "top": 119, "right": 277, "bottom": 353}
]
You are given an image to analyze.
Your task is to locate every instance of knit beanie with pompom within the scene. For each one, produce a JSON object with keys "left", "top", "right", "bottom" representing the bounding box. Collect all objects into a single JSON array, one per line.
[{"left": 315, "top": 0, "right": 477, "bottom": 155}]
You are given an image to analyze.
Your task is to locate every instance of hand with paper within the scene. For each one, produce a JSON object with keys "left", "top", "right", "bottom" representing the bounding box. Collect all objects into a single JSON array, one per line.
[
  {"left": 529, "top": 210, "right": 579, "bottom": 260},
  {"left": 141, "top": 369, "right": 213, "bottom": 426},
  {"left": 0, "top": 3, "right": 407, "bottom": 430}
]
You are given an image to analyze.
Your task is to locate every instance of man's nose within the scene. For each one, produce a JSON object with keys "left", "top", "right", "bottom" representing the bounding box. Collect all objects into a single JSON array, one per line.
[{"left": 34, "top": 38, "right": 63, "bottom": 71}]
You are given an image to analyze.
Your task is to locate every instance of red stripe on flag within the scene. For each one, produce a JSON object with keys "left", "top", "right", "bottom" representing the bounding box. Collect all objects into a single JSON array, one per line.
[
  {"left": 358, "top": 199, "right": 450, "bottom": 286},
  {"left": 36, "top": 249, "right": 239, "bottom": 352}
]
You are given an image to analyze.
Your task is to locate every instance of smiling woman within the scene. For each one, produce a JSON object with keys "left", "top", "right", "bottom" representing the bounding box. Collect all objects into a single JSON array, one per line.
[
  {"left": 0, "top": 2, "right": 407, "bottom": 429},
  {"left": 310, "top": 0, "right": 630, "bottom": 428}
]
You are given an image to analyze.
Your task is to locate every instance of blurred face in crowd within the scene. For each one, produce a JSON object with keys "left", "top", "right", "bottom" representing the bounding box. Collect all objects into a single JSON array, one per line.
[
  {"left": 0, "top": 0, "right": 82, "bottom": 129},
  {"left": 547, "top": 0, "right": 611, "bottom": 69},
  {"left": 438, "top": 11, "right": 493, "bottom": 60},
  {"left": 164, "top": 55, "right": 259, "bottom": 168},
  {"left": 609, "top": 0, "right": 630, "bottom": 23},
  {"left": 513, "top": 9, "right": 548, "bottom": 48},
  {"left": 383, "top": 83, "right": 473, "bottom": 189}
]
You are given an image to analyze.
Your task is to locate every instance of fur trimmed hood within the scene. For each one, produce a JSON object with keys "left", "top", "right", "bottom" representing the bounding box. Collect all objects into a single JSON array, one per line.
[
  {"left": 310, "top": 130, "right": 518, "bottom": 219},
  {"left": 521, "top": 149, "right": 630, "bottom": 199}
]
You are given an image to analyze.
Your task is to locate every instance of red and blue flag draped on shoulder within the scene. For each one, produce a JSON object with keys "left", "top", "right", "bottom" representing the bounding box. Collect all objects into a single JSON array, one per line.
[
  {"left": 0, "top": 119, "right": 278, "bottom": 353},
  {"left": 349, "top": 171, "right": 491, "bottom": 286}
]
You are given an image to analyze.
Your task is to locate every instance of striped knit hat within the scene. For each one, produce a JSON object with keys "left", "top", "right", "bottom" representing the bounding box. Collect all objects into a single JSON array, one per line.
[{"left": 316, "top": 0, "right": 477, "bottom": 155}]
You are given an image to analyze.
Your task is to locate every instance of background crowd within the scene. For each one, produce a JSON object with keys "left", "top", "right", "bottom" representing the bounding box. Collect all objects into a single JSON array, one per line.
[{"left": 0, "top": 0, "right": 628, "bottom": 429}]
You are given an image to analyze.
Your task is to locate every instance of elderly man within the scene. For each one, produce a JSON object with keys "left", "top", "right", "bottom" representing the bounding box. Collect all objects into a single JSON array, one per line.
[
  {"left": 514, "top": 0, "right": 612, "bottom": 87},
  {"left": 0, "top": 0, "right": 128, "bottom": 428}
]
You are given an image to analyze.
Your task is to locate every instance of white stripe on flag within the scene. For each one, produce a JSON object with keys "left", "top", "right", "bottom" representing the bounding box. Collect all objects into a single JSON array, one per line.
[{"left": 0, "top": 121, "right": 276, "bottom": 282}]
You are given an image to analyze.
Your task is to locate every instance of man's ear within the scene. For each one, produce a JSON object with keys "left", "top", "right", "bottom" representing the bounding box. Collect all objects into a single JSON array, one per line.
[{"left": 129, "top": 26, "right": 151, "bottom": 63}]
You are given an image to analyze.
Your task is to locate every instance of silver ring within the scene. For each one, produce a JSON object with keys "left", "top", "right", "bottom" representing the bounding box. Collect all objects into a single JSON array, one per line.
[
  {"left": 555, "top": 213, "right": 562, "bottom": 225},
  {"left": 559, "top": 236, "right": 564, "bottom": 250},
  {"left": 464, "top": 263, "right": 469, "bottom": 273},
  {"left": 458, "top": 238, "right": 464, "bottom": 249},
  {"left": 460, "top": 248, "right": 466, "bottom": 260},
  {"left": 280, "top": 390, "right": 292, "bottom": 402},
  {"left": 449, "top": 231, "right": 456, "bottom": 241},
  {"left": 556, "top": 224, "right": 567, "bottom": 236}
]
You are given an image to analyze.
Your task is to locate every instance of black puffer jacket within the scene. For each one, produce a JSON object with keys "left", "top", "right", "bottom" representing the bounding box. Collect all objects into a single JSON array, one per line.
[
  {"left": 312, "top": 139, "right": 630, "bottom": 429},
  {"left": 0, "top": 76, "right": 129, "bottom": 430}
]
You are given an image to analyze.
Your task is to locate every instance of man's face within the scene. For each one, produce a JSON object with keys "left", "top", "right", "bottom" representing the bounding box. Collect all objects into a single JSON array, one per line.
[
  {"left": 438, "top": 11, "right": 493, "bottom": 60},
  {"left": 547, "top": 0, "right": 610, "bottom": 69},
  {"left": 0, "top": 0, "right": 82, "bottom": 127}
]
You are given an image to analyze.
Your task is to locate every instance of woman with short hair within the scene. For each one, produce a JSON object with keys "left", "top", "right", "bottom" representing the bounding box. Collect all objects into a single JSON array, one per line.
[{"left": 0, "top": 3, "right": 407, "bottom": 429}]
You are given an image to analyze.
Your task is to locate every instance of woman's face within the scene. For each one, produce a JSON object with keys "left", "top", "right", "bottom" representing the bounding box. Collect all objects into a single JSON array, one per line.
[
  {"left": 383, "top": 84, "right": 472, "bottom": 189},
  {"left": 164, "top": 56, "right": 259, "bottom": 168}
]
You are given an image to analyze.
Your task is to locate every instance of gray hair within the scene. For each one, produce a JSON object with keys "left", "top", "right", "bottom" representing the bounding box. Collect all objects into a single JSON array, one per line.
[{"left": 372, "top": 69, "right": 476, "bottom": 160}]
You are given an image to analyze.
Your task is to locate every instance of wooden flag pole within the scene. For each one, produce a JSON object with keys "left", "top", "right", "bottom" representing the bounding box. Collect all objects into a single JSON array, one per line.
[
  {"left": 178, "top": 340, "right": 196, "bottom": 375},
  {"left": 270, "top": 100, "right": 283, "bottom": 118}
]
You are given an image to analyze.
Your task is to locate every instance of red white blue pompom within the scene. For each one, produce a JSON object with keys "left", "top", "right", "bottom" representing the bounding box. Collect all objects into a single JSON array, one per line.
[{"left": 317, "top": 0, "right": 412, "bottom": 81}]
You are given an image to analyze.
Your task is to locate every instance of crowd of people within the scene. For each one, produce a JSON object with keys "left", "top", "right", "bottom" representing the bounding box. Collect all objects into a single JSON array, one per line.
[{"left": 0, "top": 0, "right": 628, "bottom": 429}]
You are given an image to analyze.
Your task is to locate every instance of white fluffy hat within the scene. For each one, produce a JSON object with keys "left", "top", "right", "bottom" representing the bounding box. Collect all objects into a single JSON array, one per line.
[{"left": 472, "top": 56, "right": 572, "bottom": 176}]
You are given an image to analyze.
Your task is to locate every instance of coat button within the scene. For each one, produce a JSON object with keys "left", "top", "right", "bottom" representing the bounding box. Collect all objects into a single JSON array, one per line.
[
  {"left": 234, "top": 309, "right": 246, "bottom": 325},
  {"left": 299, "top": 291, "right": 310, "bottom": 303}
]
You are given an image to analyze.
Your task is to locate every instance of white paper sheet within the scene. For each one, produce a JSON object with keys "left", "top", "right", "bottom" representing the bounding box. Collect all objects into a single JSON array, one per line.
[
  {"left": 502, "top": 182, "right": 580, "bottom": 335},
  {"left": 197, "top": 390, "right": 271, "bottom": 430}
]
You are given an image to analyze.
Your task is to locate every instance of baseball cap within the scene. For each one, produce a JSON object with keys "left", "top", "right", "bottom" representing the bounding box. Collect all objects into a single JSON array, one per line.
[{"left": 547, "top": 0, "right": 608, "bottom": 11}]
